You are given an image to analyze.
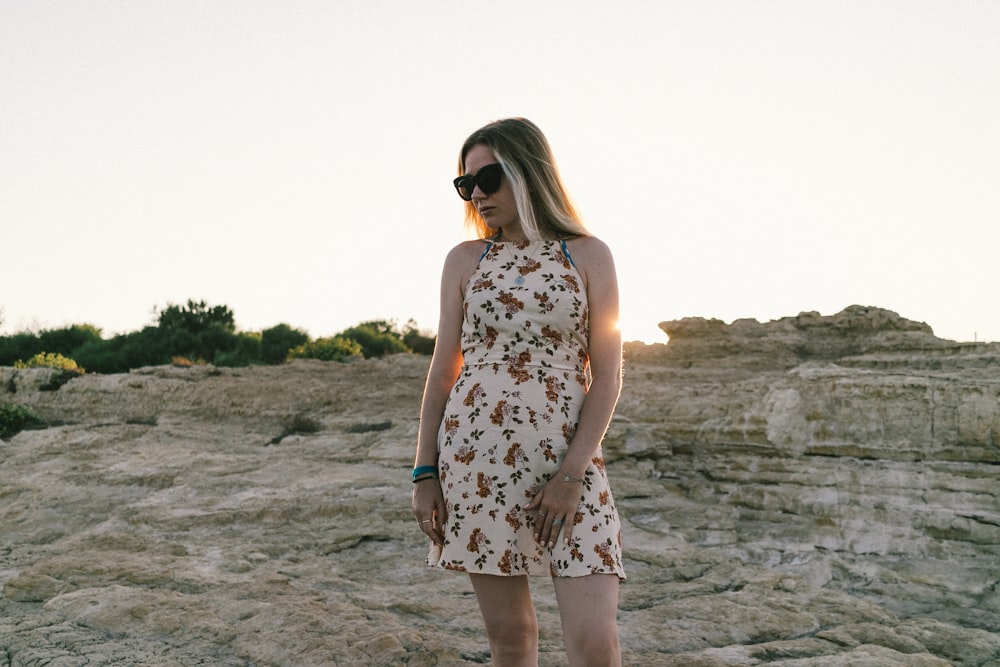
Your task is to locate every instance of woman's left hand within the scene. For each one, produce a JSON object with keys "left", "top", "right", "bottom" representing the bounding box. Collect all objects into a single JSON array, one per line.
[{"left": 525, "top": 474, "right": 584, "bottom": 548}]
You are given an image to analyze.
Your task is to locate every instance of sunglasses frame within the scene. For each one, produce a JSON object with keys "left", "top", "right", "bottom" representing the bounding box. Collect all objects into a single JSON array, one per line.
[{"left": 453, "top": 163, "right": 504, "bottom": 201}]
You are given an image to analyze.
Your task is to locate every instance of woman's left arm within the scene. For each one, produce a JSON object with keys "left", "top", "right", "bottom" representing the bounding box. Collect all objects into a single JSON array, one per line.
[
  {"left": 527, "top": 237, "right": 622, "bottom": 547},
  {"left": 559, "top": 236, "right": 622, "bottom": 477}
]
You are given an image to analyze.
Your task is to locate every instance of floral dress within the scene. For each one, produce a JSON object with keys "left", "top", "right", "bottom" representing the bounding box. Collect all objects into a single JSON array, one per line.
[{"left": 428, "top": 238, "right": 626, "bottom": 579}]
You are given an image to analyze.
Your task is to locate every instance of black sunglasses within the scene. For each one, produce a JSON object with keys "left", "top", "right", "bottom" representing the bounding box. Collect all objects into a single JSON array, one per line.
[{"left": 453, "top": 163, "right": 503, "bottom": 201}]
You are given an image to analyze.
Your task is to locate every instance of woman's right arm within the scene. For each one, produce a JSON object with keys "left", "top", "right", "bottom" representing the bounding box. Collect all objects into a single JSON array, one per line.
[{"left": 412, "top": 242, "right": 479, "bottom": 544}]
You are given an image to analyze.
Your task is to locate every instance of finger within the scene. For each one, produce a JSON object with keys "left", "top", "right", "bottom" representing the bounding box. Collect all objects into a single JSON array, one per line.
[
  {"left": 533, "top": 508, "right": 550, "bottom": 543},
  {"left": 524, "top": 489, "right": 542, "bottom": 510},
  {"left": 562, "top": 515, "right": 575, "bottom": 546},
  {"left": 548, "top": 516, "right": 567, "bottom": 548}
]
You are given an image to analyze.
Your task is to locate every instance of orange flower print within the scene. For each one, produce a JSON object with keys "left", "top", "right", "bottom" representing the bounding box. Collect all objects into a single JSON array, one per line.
[
  {"left": 463, "top": 383, "right": 484, "bottom": 407},
  {"left": 562, "top": 422, "right": 576, "bottom": 444},
  {"left": 467, "top": 527, "right": 487, "bottom": 553},
  {"left": 594, "top": 541, "right": 616, "bottom": 568},
  {"left": 599, "top": 490, "right": 610, "bottom": 506},
  {"left": 484, "top": 325, "right": 499, "bottom": 349},
  {"left": 540, "top": 325, "right": 564, "bottom": 346},
  {"left": 498, "top": 549, "right": 513, "bottom": 574},
  {"left": 476, "top": 471, "right": 494, "bottom": 498},
  {"left": 490, "top": 400, "right": 511, "bottom": 426},
  {"left": 507, "top": 350, "right": 532, "bottom": 384},
  {"left": 444, "top": 417, "right": 461, "bottom": 437},
  {"left": 545, "top": 376, "right": 561, "bottom": 403},
  {"left": 591, "top": 456, "right": 606, "bottom": 472},
  {"left": 454, "top": 445, "right": 475, "bottom": 465},
  {"left": 504, "top": 507, "right": 522, "bottom": 531},
  {"left": 561, "top": 273, "right": 580, "bottom": 293},
  {"left": 503, "top": 442, "right": 526, "bottom": 467},
  {"left": 534, "top": 291, "right": 554, "bottom": 313},
  {"left": 496, "top": 291, "right": 525, "bottom": 316},
  {"left": 518, "top": 257, "right": 542, "bottom": 276},
  {"left": 471, "top": 277, "right": 494, "bottom": 293}
]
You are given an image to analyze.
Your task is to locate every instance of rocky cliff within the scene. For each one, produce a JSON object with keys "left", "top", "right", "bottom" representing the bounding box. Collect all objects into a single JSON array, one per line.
[{"left": 1, "top": 306, "right": 998, "bottom": 666}]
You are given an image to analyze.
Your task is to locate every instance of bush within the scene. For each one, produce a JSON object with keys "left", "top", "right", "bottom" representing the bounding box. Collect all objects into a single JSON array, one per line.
[
  {"left": 0, "top": 403, "right": 43, "bottom": 439},
  {"left": 0, "top": 302, "right": 431, "bottom": 372},
  {"left": 73, "top": 327, "right": 171, "bottom": 374},
  {"left": 213, "top": 331, "right": 262, "bottom": 367},
  {"left": 14, "top": 352, "right": 85, "bottom": 391},
  {"left": 339, "top": 320, "right": 410, "bottom": 358},
  {"left": 157, "top": 300, "right": 235, "bottom": 334},
  {"left": 288, "top": 336, "right": 362, "bottom": 362},
  {"left": 261, "top": 324, "right": 309, "bottom": 364},
  {"left": 38, "top": 325, "right": 102, "bottom": 355},
  {"left": 0, "top": 325, "right": 102, "bottom": 367},
  {"left": 0, "top": 333, "right": 40, "bottom": 367},
  {"left": 15, "top": 352, "right": 84, "bottom": 373},
  {"left": 402, "top": 320, "right": 435, "bottom": 356}
]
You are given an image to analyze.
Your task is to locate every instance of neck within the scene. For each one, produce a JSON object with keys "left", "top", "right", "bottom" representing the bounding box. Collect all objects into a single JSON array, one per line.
[{"left": 497, "top": 224, "right": 556, "bottom": 243}]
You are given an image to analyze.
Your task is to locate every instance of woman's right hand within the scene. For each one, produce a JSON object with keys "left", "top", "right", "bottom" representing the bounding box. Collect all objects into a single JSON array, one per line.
[{"left": 412, "top": 479, "right": 447, "bottom": 546}]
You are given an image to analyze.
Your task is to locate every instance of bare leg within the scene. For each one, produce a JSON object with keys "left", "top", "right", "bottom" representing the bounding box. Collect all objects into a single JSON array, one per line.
[
  {"left": 552, "top": 574, "right": 621, "bottom": 667},
  {"left": 469, "top": 573, "right": 539, "bottom": 667}
]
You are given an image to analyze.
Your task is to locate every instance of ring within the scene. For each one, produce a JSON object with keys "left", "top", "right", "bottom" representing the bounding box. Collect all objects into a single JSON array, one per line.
[
  {"left": 420, "top": 520, "right": 432, "bottom": 524},
  {"left": 552, "top": 518, "right": 564, "bottom": 525},
  {"left": 538, "top": 511, "right": 548, "bottom": 517}
]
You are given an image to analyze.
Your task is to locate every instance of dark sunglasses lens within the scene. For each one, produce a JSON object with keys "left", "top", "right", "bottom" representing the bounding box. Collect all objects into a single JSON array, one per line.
[
  {"left": 453, "top": 176, "right": 475, "bottom": 201},
  {"left": 453, "top": 164, "right": 502, "bottom": 200},
  {"left": 477, "top": 164, "right": 502, "bottom": 194}
]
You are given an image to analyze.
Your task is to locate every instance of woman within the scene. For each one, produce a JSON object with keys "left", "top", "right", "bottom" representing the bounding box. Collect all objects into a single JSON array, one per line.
[{"left": 412, "top": 118, "right": 625, "bottom": 666}]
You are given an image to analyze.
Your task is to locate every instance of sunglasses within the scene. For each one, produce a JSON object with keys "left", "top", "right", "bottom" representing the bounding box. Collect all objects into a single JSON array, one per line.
[{"left": 453, "top": 163, "right": 503, "bottom": 201}]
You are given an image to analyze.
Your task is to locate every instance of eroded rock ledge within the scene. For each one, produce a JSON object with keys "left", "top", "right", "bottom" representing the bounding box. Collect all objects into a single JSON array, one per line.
[{"left": 1, "top": 306, "right": 998, "bottom": 665}]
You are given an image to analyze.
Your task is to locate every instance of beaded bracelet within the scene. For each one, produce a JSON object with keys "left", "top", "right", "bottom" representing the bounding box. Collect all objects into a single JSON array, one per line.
[{"left": 412, "top": 465, "right": 438, "bottom": 483}]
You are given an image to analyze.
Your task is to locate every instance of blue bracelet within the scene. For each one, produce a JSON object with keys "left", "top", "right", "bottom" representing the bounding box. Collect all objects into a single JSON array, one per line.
[{"left": 412, "top": 465, "right": 438, "bottom": 482}]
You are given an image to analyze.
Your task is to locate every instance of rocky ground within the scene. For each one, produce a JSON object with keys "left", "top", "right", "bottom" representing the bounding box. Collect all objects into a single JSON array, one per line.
[{"left": 1, "top": 306, "right": 998, "bottom": 666}]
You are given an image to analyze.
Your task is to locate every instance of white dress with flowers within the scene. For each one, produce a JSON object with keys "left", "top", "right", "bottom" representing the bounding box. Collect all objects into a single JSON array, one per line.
[{"left": 428, "top": 238, "right": 625, "bottom": 578}]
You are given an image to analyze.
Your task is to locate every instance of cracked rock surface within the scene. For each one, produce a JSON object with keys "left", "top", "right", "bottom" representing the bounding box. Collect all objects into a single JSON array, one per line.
[{"left": 1, "top": 307, "right": 999, "bottom": 665}]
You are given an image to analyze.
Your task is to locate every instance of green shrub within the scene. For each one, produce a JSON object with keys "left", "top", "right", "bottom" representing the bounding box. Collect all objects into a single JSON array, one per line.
[
  {"left": 0, "top": 332, "right": 39, "bottom": 367},
  {"left": 288, "top": 336, "right": 362, "bottom": 362},
  {"left": 339, "top": 320, "right": 409, "bottom": 358},
  {"left": 0, "top": 403, "right": 43, "bottom": 439},
  {"left": 0, "top": 325, "right": 103, "bottom": 367},
  {"left": 261, "top": 324, "right": 309, "bottom": 364},
  {"left": 157, "top": 300, "right": 235, "bottom": 334},
  {"left": 38, "top": 325, "right": 102, "bottom": 355},
  {"left": 402, "top": 320, "right": 435, "bottom": 356},
  {"left": 213, "top": 331, "right": 262, "bottom": 367}
]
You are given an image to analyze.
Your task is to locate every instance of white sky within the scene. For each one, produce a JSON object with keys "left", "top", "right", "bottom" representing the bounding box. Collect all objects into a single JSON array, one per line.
[{"left": 2, "top": 1, "right": 998, "bottom": 344}]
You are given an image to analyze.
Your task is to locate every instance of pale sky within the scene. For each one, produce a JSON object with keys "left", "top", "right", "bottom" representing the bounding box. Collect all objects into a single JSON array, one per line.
[{"left": 2, "top": 1, "right": 998, "bottom": 345}]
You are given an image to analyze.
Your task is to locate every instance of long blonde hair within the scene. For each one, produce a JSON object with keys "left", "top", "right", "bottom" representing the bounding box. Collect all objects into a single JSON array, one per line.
[{"left": 459, "top": 118, "right": 590, "bottom": 240}]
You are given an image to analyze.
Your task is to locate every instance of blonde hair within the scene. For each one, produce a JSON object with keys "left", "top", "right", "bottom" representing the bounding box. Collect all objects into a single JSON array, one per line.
[{"left": 458, "top": 118, "right": 590, "bottom": 240}]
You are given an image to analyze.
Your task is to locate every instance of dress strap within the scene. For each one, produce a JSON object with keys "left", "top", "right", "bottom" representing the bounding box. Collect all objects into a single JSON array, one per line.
[
  {"left": 559, "top": 238, "right": 576, "bottom": 267},
  {"left": 479, "top": 239, "right": 494, "bottom": 262},
  {"left": 479, "top": 231, "right": 503, "bottom": 261}
]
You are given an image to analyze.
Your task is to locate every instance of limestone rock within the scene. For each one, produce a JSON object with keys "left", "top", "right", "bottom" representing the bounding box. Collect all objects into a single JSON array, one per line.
[{"left": 1, "top": 308, "right": 999, "bottom": 665}]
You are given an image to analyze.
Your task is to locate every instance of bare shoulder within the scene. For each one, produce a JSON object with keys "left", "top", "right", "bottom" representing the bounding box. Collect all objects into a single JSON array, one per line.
[
  {"left": 564, "top": 236, "right": 617, "bottom": 282},
  {"left": 445, "top": 239, "right": 489, "bottom": 263},
  {"left": 442, "top": 239, "right": 491, "bottom": 285}
]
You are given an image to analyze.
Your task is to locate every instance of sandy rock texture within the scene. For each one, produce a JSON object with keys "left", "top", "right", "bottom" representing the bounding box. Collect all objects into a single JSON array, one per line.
[{"left": 1, "top": 305, "right": 998, "bottom": 666}]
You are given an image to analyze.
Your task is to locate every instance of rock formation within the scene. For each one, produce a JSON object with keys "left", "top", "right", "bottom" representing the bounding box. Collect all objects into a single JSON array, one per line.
[{"left": 1, "top": 306, "right": 998, "bottom": 665}]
